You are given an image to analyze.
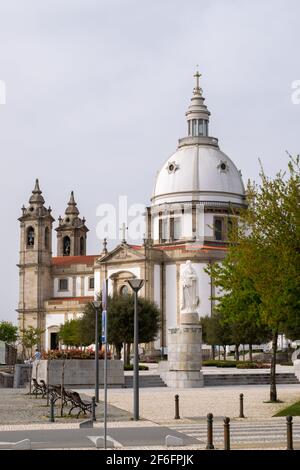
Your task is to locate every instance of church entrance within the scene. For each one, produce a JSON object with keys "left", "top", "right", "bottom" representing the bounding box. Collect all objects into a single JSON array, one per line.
[{"left": 50, "top": 332, "right": 59, "bottom": 350}]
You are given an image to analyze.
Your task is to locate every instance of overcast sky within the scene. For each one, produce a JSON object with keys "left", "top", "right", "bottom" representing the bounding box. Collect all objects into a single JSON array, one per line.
[{"left": 0, "top": 0, "right": 299, "bottom": 323}]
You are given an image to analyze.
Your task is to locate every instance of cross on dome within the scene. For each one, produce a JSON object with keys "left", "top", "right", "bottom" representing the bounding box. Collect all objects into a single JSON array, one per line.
[{"left": 193, "top": 69, "right": 202, "bottom": 95}]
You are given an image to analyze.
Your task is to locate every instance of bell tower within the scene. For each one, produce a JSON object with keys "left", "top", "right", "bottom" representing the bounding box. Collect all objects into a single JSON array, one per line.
[
  {"left": 17, "top": 179, "right": 54, "bottom": 348},
  {"left": 56, "top": 191, "right": 88, "bottom": 256}
]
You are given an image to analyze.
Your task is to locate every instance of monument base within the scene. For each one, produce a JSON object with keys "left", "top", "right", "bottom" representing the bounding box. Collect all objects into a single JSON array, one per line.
[{"left": 165, "top": 321, "right": 204, "bottom": 388}]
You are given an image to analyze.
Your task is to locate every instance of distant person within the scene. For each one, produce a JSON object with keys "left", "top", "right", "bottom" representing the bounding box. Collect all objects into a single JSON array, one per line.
[{"left": 33, "top": 349, "right": 41, "bottom": 361}]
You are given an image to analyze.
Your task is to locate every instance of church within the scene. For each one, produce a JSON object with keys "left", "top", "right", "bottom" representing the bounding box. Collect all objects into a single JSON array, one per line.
[{"left": 17, "top": 73, "right": 246, "bottom": 354}]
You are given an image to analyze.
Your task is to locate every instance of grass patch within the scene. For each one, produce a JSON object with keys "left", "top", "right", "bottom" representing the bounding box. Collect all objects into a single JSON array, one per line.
[{"left": 273, "top": 401, "right": 300, "bottom": 417}]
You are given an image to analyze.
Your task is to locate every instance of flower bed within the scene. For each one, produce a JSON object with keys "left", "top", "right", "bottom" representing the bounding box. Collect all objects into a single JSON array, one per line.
[{"left": 42, "top": 348, "right": 111, "bottom": 360}]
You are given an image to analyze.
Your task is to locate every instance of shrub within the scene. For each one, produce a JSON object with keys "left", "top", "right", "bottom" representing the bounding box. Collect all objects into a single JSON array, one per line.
[
  {"left": 203, "top": 360, "right": 237, "bottom": 368},
  {"left": 236, "top": 362, "right": 270, "bottom": 369},
  {"left": 124, "top": 364, "right": 149, "bottom": 371}
]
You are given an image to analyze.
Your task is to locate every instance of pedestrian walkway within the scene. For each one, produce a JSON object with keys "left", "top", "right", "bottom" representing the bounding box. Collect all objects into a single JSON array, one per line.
[{"left": 169, "top": 421, "right": 300, "bottom": 445}]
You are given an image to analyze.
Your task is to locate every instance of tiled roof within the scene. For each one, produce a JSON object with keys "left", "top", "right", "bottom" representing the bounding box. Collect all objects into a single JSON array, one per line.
[{"left": 52, "top": 255, "right": 98, "bottom": 266}]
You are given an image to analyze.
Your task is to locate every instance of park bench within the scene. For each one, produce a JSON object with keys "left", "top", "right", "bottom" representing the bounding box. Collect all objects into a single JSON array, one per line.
[
  {"left": 49, "top": 385, "right": 72, "bottom": 406},
  {"left": 32, "top": 378, "right": 44, "bottom": 396},
  {"left": 68, "top": 391, "right": 94, "bottom": 419}
]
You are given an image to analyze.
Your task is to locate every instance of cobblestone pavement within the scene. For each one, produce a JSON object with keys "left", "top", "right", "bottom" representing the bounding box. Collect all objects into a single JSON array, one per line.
[
  {"left": 81, "top": 384, "right": 300, "bottom": 424},
  {"left": 0, "top": 389, "right": 132, "bottom": 425}
]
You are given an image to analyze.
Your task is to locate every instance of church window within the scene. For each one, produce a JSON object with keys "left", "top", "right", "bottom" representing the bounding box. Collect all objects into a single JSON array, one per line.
[
  {"left": 198, "top": 119, "right": 204, "bottom": 136},
  {"left": 192, "top": 119, "right": 197, "bottom": 136},
  {"left": 80, "top": 237, "right": 85, "bottom": 255},
  {"left": 214, "top": 218, "right": 223, "bottom": 241},
  {"left": 45, "top": 227, "right": 49, "bottom": 249},
  {"left": 170, "top": 217, "right": 181, "bottom": 241},
  {"left": 173, "top": 218, "right": 181, "bottom": 240},
  {"left": 63, "top": 236, "right": 71, "bottom": 256},
  {"left": 120, "top": 285, "right": 129, "bottom": 296},
  {"left": 159, "top": 218, "right": 168, "bottom": 243},
  {"left": 59, "top": 278, "right": 68, "bottom": 291},
  {"left": 27, "top": 227, "right": 35, "bottom": 247},
  {"left": 89, "top": 277, "right": 94, "bottom": 290}
]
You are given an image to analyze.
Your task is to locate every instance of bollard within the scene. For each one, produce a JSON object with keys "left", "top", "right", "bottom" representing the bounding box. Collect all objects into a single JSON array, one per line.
[
  {"left": 206, "top": 413, "right": 214, "bottom": 449},
  {"left": 50, "top": 396, "right": 55, "bottom": 423},
  {"left": 174, "top": 394, "right": 180, "bottom": 420},
  {"left": 92, "top": 396, "right": 96, "bottom": 421},
  {"left": 239, "top": 393, "right": 245, "bottom": 418},
  {"left": 224, "top": 417, "right": 230, "bottom": 450},
  {"left": 286, "top": 416, "right": 293, "bottom": 450}
]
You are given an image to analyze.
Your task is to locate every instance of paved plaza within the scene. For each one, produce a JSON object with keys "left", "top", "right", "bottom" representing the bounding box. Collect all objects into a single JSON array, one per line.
[{"left": 0, "top": 381, "right": 299, "bottom": 449}]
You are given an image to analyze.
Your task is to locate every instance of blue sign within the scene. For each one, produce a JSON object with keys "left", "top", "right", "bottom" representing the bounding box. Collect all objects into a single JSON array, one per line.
[
  {"left": 102, "top": 279, "right": 108, "bottom": 310},
  {"left": 102, "top": 310, "right": 107, "bottom": 343}
]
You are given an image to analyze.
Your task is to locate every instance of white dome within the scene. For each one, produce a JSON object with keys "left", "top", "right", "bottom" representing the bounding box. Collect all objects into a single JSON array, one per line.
[{"left": 152, "top": 143, "right": 245, "bottom": 206}]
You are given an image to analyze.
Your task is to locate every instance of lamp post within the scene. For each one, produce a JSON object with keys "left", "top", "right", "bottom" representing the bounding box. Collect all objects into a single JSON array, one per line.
[
  {"left": 126, "top": 278, "right": 144, "bottom": 421},
  {"left": 92, "top": 300, "right": 101, "bottom": 403}
]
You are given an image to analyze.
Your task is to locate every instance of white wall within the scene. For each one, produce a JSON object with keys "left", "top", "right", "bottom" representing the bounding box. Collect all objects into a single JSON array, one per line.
[
  {"left": 94, "top": 269, "right": 101, "bottom": 300},
  {"left": 107, "top": 266, "right": 141, "bottom": 296},
  {"left": 165, "top": 264, "right": 177, "bottom": 331},
  {"left": 45, "top": 313, "right": 65, "bottom": 350},
  {"left": 181, "top": 211, "right": 192, "bottom": 238},
  {"left": 153, "top": 215, "right": 159, "bottom": 241},
  {"left": 53, "top": 277, "right": 73, "bottom": 297},
  {"left": 76, "top": 276, "right": 82, "bottom": 296},
  {"left": 204, "top": 213, "right": 214, "bottom": 238},
  {"left": 84, "top": 276, "right": 94, "bottom": 296}
]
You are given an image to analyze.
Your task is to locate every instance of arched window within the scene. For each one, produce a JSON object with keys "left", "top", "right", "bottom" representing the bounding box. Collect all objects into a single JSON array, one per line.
[
  {"left": 45, "top": 227, "right": 50, "bottom": 250},
  {"left": 120, "top": 285, "right": 129, "bottom": 296},
  {"left": 80, "top": 236, "right": 85, "bottom": 255},
  {"left": 63, "top": 236, "right": 71, "bottom": 256},
  {"left": 27, "top": 227, "right": 35, "bottom": 247}
]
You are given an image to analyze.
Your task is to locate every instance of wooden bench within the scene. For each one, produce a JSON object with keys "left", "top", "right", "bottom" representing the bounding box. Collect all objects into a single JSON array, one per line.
[
  {"left": 68, "top": 391, "right": 94, "bottom": 419},
  {"left": 32, "top": 378, "right": 44, "bottom": 397},
  {"left": 49, "top": 385, "right": 72, "bottom": 406}
]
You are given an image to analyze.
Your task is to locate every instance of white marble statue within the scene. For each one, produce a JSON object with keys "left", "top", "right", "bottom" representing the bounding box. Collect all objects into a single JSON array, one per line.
[{"left": 180, "top": 260, "right": 199, "bottom": 313}]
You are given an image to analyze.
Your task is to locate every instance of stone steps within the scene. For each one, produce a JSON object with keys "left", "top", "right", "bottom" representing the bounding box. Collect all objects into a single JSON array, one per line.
[
  {"left": 203, "top": 373, "right": 300, "bottom": 386},
  {"left": 124, "top": 375, "right": 167, "bottom": 388}
]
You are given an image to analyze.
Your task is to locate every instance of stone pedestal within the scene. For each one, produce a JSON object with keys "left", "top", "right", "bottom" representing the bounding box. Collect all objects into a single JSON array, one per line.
[{"left": 165, "top": 313, "right": 203, "bottom": 388}]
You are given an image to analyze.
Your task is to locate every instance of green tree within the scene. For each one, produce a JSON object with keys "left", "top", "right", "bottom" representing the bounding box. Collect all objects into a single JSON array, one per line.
[
  {"left": 0, "top": 321, "right": 18, "bottom": 344},
  {"left": 108, "top": 294, "right": 160, "bottom": 364},
  {"left": 206, "top": 156, "right": 300, "bottom": 401},
  {"left": 78, "top": 295, "right": 160, "bottom": 364},
  {"left": 58, "top": 319, "right": 82, "bottom": 347},
  {"left": 200, "top": 313, "right": 232, "bottom": 360},
  {"left": 20, "top": 326, "right": 45, "bottom": 359}
]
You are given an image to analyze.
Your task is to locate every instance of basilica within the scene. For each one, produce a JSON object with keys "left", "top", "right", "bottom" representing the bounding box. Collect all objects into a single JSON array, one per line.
[{"left": 17, "top": 73, "right": 246, "bottom": 353}]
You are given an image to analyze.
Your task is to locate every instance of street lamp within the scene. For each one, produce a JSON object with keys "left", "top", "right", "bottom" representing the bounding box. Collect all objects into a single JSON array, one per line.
[
  {"left": 126, "top": 278, "right": 144, "bottom": 421},
  {"left": 92, "top": 300, "right": 101, "bottom": 403}
]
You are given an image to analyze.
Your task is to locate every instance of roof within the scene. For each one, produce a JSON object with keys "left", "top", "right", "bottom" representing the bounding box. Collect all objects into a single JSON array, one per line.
[
  {"left": 52, "top": 255, "right": 98, "bottom": 266},
  {"left": 152, "top": 145, "right": 245, "bottom": 206}
]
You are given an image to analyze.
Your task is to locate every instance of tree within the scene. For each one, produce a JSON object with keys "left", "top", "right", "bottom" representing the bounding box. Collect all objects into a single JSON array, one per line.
[
  {"left": 200, "top": 313, "right": 232, "bottom": 360},
  {"left": 108, "top": 294, "right": 160, "bottom": 365},
  {"left": 58, "top": 319, "right": 82, "bottom": 347},
  {"left": 20, "top": 326, "right": 45, "bottom": 358},
  {"left": 206, "top": 156, "right": 300, "bottom": 401},
  {"left": 77, "top": 295, "right": 160, "bottom": 363},
  {"left": 0, "top": 321, "right": 18, "bottom": 344}
]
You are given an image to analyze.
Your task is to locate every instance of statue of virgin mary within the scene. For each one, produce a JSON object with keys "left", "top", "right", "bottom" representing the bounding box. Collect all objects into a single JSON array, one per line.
[{"left": 180, "top": 260, "right": 199, "bottom": 313}]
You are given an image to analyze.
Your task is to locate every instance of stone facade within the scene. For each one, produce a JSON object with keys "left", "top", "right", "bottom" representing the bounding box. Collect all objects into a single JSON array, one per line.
[{"left": 17, "top": 75, "right": 246, "bottom": 357}]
